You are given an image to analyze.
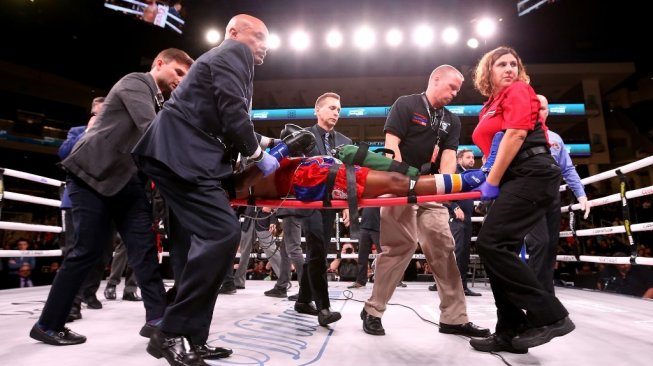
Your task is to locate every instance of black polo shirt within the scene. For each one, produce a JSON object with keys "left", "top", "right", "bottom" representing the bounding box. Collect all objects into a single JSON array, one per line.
[{"left": 384, "top": 93, "right": 461, "bottom": 172}]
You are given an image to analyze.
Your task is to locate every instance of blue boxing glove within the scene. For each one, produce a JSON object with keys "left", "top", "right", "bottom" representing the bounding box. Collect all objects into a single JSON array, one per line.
[
  {"left": 473, "top": 181, "right": 500, "bottom": 200},
  {"left": 254, "top": 151, "right": 280, "bottom": 177}
]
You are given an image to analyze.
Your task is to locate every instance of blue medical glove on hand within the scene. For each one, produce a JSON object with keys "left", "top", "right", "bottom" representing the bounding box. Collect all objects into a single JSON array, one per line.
[
  {"left": 473, "top": 181, "right": 500, "bottom": 200},
  {"left": 255, "top": 151, "right": 280, "bottom": 177}
]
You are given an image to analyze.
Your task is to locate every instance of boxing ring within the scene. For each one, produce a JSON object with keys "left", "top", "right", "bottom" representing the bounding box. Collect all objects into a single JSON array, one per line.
[{"left": 1, "top": 157, "right": 652, "bottom": 366}]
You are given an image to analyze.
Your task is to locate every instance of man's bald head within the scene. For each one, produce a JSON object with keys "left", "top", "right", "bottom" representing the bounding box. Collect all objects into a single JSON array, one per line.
[{"left": 225, "top": 14, "right": 269, "bottom": 65}]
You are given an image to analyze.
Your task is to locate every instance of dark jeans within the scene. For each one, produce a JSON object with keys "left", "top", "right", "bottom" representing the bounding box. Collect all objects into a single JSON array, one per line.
[
  {"left": 39, "top": 174, "right": 166, "bottom": 331},
  {"left": 355, "top": 228, "right": 380, "bottom": 285},
  {"left": 476, "top": 155, "right": 568, "bottom": 333},
  {"left": 140, "top": 158, "right": 240, "bottom": 345},
  {"left": 450, "top": 219, "right": 473, "bottom": 289},
  {"left": 297, "top": 210, "right": 334, "bottom": 310}
]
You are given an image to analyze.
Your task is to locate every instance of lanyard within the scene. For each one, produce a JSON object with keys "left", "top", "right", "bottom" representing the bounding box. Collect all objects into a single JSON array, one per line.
[{"left": 421, "top": 94, "right": 444, "bottom": 147}]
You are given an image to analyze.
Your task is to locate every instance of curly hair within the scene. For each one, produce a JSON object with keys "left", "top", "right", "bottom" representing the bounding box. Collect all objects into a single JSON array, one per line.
[{"left": 473, "top": 46, "right": 530, "bottom": 97}]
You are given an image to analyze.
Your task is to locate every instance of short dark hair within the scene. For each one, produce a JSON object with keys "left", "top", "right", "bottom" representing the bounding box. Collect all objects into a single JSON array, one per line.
[
  {"left": 457, "top": 149, "right": 473, "bottom": 159},
  {"left": 152, "top": 48, "right": 194, "bottom": 69},
  {"left": 315, "top": 92, "right": 340, "bottom": 108}
]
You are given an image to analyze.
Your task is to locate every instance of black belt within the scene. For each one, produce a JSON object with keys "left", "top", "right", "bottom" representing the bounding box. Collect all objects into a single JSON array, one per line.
[{"left": 516, "top": 146, "right": 549, "bottom": 161}]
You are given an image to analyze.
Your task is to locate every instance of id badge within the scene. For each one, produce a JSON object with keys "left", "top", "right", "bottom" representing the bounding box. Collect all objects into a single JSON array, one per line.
[{"left": 430, "top": 144, "right": 440, "bottom": 164}]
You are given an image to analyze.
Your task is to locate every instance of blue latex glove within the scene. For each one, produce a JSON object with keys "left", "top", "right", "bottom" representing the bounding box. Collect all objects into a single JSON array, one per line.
[
  {"left": 473, "top": 181, "right": 500, "bottom": 200},
  {"left": 255, "top": 151, "right": 280, "bottom": 177}
]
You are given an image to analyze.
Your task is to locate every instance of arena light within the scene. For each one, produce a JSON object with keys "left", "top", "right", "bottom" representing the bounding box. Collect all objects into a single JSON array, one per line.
[
  {"left": 412, "top": 25, "right": 434, "bottom": 47},
  {"left": 326, "top": 30, "right": 343, "bottom": 48},
  {"left": 353, "top": 26, "right": 376, "bottom": 50},
  {"left": 205, "top": 29, "right": 221, "bottom": 44},
  {"left": 475, "top": 18, "right": 497, "bottom": 38},
  {"left": 268, "top": 33, "right": 281, "bottom": 50},
  {"left": 467, "top": 38, "right": 480, "bottom": 49},
  {"left": 290, "top": 30, "right": 310, "bottom": 51},
  {"left": 441, "top": 27, "right": 460, "bottom": 45},
  {"left": 385, "top": 28, "right": 403, "bottom": 47}
]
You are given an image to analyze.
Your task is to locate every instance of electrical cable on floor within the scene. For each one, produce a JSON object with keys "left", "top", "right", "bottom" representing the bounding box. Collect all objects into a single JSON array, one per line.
[{"left": 332, "top": 289, "right": 514, "bottom": 366}]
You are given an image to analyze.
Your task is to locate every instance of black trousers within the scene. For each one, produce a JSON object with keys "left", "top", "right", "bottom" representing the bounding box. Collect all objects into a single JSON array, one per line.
[
  {"left": 139, "top": 158, "right": 240, "bottom": 343},
  {"left": 297, "top": 210, "right": 334, "bottom": 310},
  {"left": 39, "top": 175, "right": 166, "bottom": 331},
  {"left": 450, "top": 219, "right": 473, "bottom": 289},
  {"left": 476, "top": 154, "right": 568, "bottom": 334},
  {"left": 355, "top": 228, "right": 380, "bottom": 285},
  {"left": 524, "top": 193, "right": 562, "bottom": 294}
]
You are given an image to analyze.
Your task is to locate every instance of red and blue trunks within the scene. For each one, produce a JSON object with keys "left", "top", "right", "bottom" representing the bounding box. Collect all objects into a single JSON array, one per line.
[{"left": 274, "top": 156, "right": 370, "bottom": 201}]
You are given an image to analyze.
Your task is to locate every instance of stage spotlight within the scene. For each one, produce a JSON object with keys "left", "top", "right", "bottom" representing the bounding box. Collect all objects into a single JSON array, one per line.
[
  {"left": 385, "top": 29, "right": 403, "bottom": 47},
  {"left": 475, "top": 18, "right": 497, "bottom": 38},
  {"left": 441, "top": 27, "right": 459, "bottom": 45},
  {"left": 205, "top": 29, "right": 221, "bottom": 44},
  {"left": 326, "top": 30, "right": 343, "bottom": 48},
  {"left": 467, "top": 38, "right": 479, "bottom": 49},
  {"left": 290, "top": 30, "right": 310, "bottom": 51},
  {"left": 354, "top": 26, "right": 376, "bottom": 50},
  {"left": 412, "top": 25, "right": 434, "bottom": 47},
  {"left": 268, "top": 33, "right": 281, "bottom": 50}
]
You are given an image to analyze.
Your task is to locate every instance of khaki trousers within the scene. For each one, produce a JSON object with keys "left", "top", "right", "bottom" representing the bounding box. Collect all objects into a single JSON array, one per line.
[{"left": 365, "top": 203, "right": 468, "bottom": 324}]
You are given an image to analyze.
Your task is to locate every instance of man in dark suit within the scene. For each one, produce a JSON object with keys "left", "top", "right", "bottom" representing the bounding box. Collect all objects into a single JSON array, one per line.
[
  {"left": 292, "top": 92, "right": 350, "bottom": 327},
  {"left": 29, "top": 48, "right": 194, "bottom": 347},
  {"left": 132, "top": 14, "right": 281, "bottom": 365},
  {"left": 447, "top": 149, "right": 481, "bottom": 296}
]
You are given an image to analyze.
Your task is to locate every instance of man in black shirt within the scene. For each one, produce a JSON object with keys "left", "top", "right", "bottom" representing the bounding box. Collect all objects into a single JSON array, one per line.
[{"left": 362, "top": 65, "right": 489, "bottom": 338}]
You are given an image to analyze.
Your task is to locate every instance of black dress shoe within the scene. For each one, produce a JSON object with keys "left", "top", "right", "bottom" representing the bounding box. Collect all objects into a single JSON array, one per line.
[
  {"left": 264, "top": 286, "right": 287, "bottom": 298},
  {"left": 439, "top": 322, "right": 491, "bottom": 337},
  {"left": 294, "top": 302, "right": 319, "bottom": 316},
  {"left": 287, "top": 294, "right": 299, "bottom": 301},
  {"left": 428, "top": 284, "right": 438, "bottom": 291},
  {"left": 235, "top": 285, "right": 245, "bottom": 290},
  {"left": 317, "top": 309, "right": 342, "bottom": 326},
  {"left": 122, "top": 292, "right": 143, "bottom": 301},
  {"left": 464, "top": 288, "right": 482, "bottom": 296},
  {"left": 30, "top": 324, "right": 87, "bottom": 346},
  {"left": 104, "top": 285, "right": 117, "bottom": 300},
  {"left": 512, "top": 316, "right": 575, "bottom": 349},
  {"left": 361, "top": 308, "right": 385, "bottom": 336},
  {"left": 66, "top": 308, "right": 82, "bottom": 323},
  {"left": 192, "top": 344, "right": 233, "bottom": 359},
  {"left": 470, "top": 333, "right": 528, "bottom": 354},
  {"left": 146, "top": 330, "right": 207, "bottom": 366},
  {"left": 140, "top": 323, "right": 158, "bottom": 338},
  {"left": 83, "top": 295, "right": 102, "bottom": 309},
  {"left": 218, "top": 284, "right": 237, "bottom": 295}
]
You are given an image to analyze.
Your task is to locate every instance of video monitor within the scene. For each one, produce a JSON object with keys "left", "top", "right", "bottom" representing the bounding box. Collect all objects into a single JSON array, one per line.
[{"left": 104, "top": 0, "right": 185, "bottom": 34}]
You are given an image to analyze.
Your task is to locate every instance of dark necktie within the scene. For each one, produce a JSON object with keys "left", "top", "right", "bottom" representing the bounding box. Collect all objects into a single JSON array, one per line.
[
  {"left": 324, "top": 132, "right": 332, "bottom": 156},
  {"left": 155, "top": 92, "right": 165, "bottom": 112}
]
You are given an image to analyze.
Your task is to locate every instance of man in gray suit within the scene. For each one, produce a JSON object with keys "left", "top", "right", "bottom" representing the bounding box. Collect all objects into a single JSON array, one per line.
[
  {"left": 29, "top": 48, "right": 194, "bottom": 347},
  {"left": 133, "top": 14, "right": 281, "bottom": 365}
]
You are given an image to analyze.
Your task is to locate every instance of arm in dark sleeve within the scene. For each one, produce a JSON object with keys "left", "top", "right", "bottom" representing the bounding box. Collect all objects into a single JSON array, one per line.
[
  {"left": 383, "top": 97, "right": 410, "bottom": 140},
  {"left": 210, "top": 44, "right": 261, "bottom": 158}
]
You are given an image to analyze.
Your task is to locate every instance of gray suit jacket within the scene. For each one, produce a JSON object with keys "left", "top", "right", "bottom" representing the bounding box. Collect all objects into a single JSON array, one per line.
[
  {"left": 132, "top": 39, "right": 260, "bottom": 184},
  {"left": 62, "top": 72, "right": 160, "bottom": 196}
]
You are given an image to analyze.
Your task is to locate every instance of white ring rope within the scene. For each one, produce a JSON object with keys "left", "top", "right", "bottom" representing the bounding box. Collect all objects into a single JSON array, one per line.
[
  {"left": 559, "top": 221, "right": 653, "bottom": 238},
  {"left": 559, "top": 155, "right": 653, "bottom": 192},
  {"left": 2, "top": 168, "right": 63, "bottom": 187},
  {"left": 561, "top": 185, "right": 653, "bottom": 213},
  {"left": 0, "top": 249, "right": 63, "bottom": 258},
  {"left": 3, "top": 191, "right": 62, "bottom": 207},
  {"left": 0, "top": 221, "right": 63, "bottom": 233}
]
